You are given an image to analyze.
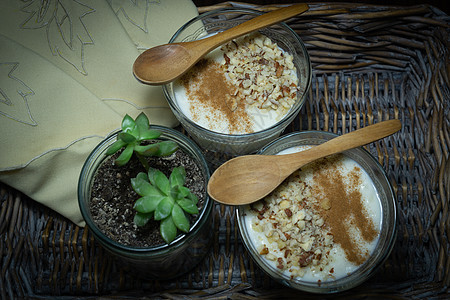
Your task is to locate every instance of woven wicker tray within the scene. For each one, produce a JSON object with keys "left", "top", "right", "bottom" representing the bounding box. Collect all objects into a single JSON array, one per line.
[{"left": 1, "top": 2, "right": 449, "bottom": 299}]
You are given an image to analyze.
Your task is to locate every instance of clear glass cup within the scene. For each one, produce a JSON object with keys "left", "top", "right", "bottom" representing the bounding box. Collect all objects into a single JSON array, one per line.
[
  {"left": 237, "top": 131, "right": 397, "bottom": 293},
  {"left": 163, "top": 8, "right": 311, "bottom": 156},
  {"left": 78, "top": 126, "right": 213, "bottom": 280}
]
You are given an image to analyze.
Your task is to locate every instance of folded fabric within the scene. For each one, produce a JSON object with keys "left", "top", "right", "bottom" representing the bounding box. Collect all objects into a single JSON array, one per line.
[
  {"left": 108, "top": 0, "right": 198, "bottom": 52},
  {"left": 0, "top": 0, "right": 198, "bottom": 226},
  {"left": 0, "top": 0, "right": 198, "bottom": 125},
  {"left": 0, "top": 34, "right": 121, "bottom": 225}
]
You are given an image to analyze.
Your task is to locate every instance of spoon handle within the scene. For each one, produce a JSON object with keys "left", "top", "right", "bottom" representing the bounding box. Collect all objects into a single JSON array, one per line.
[
  {"left": 279, "top": 119, "right": 402, "bottom": 173},
  {"left": 201, "top": 3, "right": 309, "bottom": 51}
]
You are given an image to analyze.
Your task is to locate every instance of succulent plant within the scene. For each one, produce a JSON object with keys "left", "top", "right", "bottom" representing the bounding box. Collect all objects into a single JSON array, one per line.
[
  {"left": 104, "top": 113, "right": 200, "bottom": 244},
  {"left": 105, "top": 113, "right": 178, "bottom": 171},
  {"left": 131, "top": 167, "right": 199, "bottom": 244}
]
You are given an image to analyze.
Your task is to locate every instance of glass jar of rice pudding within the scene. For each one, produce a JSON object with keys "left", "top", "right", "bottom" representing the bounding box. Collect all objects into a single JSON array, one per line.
[
  {"left": 163, "top": 8, "right": 311, "bottom": 156},
  {"left": 237, "top": 131, "right": 397, "bottom": 293}
]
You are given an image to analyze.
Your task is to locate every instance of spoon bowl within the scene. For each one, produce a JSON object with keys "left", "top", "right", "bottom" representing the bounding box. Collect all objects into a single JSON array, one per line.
[
  {"left": 208, "top": 119, "right": 402, "bottom": 205},
  {"left": 133, "top": 44, "right": 193, "bottom": 85},
  {"left": 133, "top": 3, "right": 309, "bottom": 85}
]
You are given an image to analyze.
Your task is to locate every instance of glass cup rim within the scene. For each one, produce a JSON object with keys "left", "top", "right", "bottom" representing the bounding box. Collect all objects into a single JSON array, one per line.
[
  {"left": 162, "top": 7, "right": 312, "bottom": 139},
  {"left": 78, "top": 125, "right": 212, "bottom": 253},
  {"left": 237, "top": 130, "right": 397, "bottom": 293}
]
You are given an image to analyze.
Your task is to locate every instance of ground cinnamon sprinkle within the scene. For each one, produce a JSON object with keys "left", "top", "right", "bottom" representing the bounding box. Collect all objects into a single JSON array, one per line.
[
  {"left": 313, "top": 156, "right": 378, "bottom": 265},
  {"left": 179, "top": 59, "right": 253, "bottom": 133}
]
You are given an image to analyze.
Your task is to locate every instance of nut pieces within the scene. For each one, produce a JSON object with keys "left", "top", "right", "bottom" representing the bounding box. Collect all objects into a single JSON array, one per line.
[
  {"left": 249, "top": 173, "right": 335, "bottom": 279},
  {"left": 220, "top": 33, "right": 299, "bottom": 119}
]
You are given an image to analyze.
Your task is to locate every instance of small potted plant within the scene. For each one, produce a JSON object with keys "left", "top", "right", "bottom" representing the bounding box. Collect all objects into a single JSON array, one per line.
[{"left": 78, "top": 113, "right": 213, "bottom": 279}]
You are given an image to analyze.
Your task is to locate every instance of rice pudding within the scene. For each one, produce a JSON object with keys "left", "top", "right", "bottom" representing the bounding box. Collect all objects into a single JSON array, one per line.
[
  {"left": 173, "top": 33, "right": 299, "bottom": 135},
  {"left": 243, "top": 145, "right": 382, "bottom": 283}
]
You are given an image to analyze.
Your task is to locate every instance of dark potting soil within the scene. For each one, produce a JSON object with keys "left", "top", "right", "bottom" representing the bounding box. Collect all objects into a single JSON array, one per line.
[{"left": 89, "top": 148, "right": 206, "bottom": 248}]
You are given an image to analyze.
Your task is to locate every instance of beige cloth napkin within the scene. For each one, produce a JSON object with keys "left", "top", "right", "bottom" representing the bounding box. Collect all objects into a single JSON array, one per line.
[{"left": 0, "top": 0, "right": 198, "bottom": 226}]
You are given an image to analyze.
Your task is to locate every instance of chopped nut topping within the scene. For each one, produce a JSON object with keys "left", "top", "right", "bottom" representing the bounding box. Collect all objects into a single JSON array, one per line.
[
  {"left": 220, "top": 33, "right": 298, "bottom": 118},
  {"left": 179, "top": 32, "right": 299, "bottom": 134},
  {"left": 285, "top": 208, "right": 293, "bottom": 217},
  {"left": 260, "top": 246, "right": 269, "bottom": 255},
  {"left": 250, "top": 176, "right": 334, "bottom": 276},
  {"left": 321, "top": 198, "right": 331, "bottom": 210}
]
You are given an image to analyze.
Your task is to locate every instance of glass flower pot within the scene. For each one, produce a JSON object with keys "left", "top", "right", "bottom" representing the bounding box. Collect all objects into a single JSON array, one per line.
[{"left": 78, "top": 126, "right": 212, "bottom": 280}]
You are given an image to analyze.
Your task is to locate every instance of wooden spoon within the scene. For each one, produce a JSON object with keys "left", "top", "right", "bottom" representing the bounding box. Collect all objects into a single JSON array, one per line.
[
  {"left": 208, "top": 119, "right": 401, "bottom": 205},
  {"left": 133, "top": 3, "right": 309, "bottom": 85}
]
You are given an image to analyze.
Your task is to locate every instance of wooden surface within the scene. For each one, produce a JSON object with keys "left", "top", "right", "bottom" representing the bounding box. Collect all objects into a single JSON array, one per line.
[{"left": 1, "top": 2, "right": 449, "bottom": 299}]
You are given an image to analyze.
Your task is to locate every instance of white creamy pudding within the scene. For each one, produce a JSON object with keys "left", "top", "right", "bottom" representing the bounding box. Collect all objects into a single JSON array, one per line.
[
  {"left": 243, "top": 145, "right": 382, "bottom": 283},
  {"left": 173, "top": 33, "right": 299, "bottom": 135}
]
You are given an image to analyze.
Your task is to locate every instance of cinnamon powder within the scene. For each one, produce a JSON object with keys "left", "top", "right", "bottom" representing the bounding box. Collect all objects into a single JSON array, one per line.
[
  {"left": 312, "top": 156, "right": 378, "bottom": 265},
  {"left": 179, "top": 59, "right": 253, "bottom": 133}
]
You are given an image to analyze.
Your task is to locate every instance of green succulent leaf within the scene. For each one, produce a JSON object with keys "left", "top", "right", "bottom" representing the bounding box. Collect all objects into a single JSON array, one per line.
[
  {"left": 105, "top": 139, "right": 127, "bottom": 156},
  {"left": 171, "top": 186, "right": 190, "bottom": 200},
  {"left": 155, "top": 141, "right": 179, "bottom": 156},
  {"left": 134, "top": 144, "right": 159, "bottom": 156},
  {"left": 134, "top": 194, "right": 164, "bottom": 213},
  {"left": 118, "top": 132, "right": 137, "bottom": 143},
  {"left": 115, "top": 144, "right": 134, "bottom": 166},
  {"left": 135, "top": 172, "right": 149, "bottom": 182},
  {"left": 169, "top": 167, "right": 186, "bottom": 188},
  {"left": 187, "top": 191, "right": 199, "bottom": 205},
  {"left": 126, "top": 124, "right": 140, "bottom": 138},
  {"left": 121, "top": 114, "right": 136, "bottom": 132},
  {"left": 172, "top": 203, "right": 190, "bottom": 232},
  {"left": 139, "top": 129, "right": 162, "bottom": 141},
  {"left": 177, "top": 198, "right": 199, "bottom": 214},
  {"left": 134, "top": 212, "right": 153, "bottom": 226},
  {"left": 131, "top": 176, "right": 152, "bottom": 196},
  {"left": 112, "top": 114, "right": 177, "bottom": 174},
  {"left": 160, "top": 217, "right": 177, "bottom": 244},
  {"left": 154, "top": 196, "right": 174, "bottom": 220},
  {"left": 135, "top": 112, "right": 150, "bottom": 131},
  {"left": 147, "top": 168, "right": 157, "bottom": 185},
  {"left": 148, "top": 168, "right": 170, "bottom": 195}
]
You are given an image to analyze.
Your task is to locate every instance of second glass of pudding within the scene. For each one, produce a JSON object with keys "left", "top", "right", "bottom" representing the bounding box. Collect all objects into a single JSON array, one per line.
[
  {"left": 163, "top": 8, "right": 311, "bottom": 156},
  {"left": 237, "top": 131, "right": 397, "bottom": 293}
]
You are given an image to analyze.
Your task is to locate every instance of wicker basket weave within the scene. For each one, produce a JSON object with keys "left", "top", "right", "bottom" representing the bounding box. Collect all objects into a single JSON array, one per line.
[{"left": 1, "top": 2, "right": 449, "bottom": 299}]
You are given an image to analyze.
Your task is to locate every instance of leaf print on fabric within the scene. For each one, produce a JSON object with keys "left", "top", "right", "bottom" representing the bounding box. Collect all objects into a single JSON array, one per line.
[
  {"left": 20, "top": 0, "right": 96, "bottom": 75},
  {"left": 0, "top": 62, "right": 37, "bottom": 126},
  {"left": 109, "top": 0, "right": 160, "bottom": 33}
]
